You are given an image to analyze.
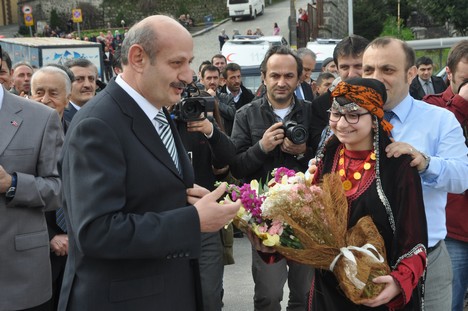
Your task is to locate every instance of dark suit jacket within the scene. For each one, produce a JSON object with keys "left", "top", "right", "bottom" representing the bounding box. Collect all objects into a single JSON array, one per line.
[
  {"left": 310, "top": 91, "right": 332, "bottom": 156},
  {"left": 300, "top": 81, "right": 315, "bottom": 101},
  {"left": 219, "top": 84, "right": 255, "bottom": 136},
  {"left": 63, "top": 103, "right": 78, "bottom": 123},
  {"left": 58, "top": 80, "right": 203, "bottom": 310},
  {"left": 409, "top": 76, "right": 446, "bottom": 100}
]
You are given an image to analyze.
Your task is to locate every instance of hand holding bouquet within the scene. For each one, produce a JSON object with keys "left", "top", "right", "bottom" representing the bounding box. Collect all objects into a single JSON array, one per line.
[{"left": 221, "top": 168, "right": 390, "bottom": 304}]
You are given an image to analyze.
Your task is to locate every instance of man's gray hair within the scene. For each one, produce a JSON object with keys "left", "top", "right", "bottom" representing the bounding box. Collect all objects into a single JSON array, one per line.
[
  {"left": 32, "top": 66, "right": 72, "bottom": 95},
  {"left": 12, "top": 61, "right": 34, "bottom": 72},
  {"left": 121, "top": 18, "right": 158, "bottom": 65},
  {"left": 296, "top": 48, "right": 317, "bottom": 61}
]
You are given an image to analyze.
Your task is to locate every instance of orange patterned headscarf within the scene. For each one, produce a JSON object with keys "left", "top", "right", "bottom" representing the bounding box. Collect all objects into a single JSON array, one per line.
[{"left": 331, "top": 81, "right": 393, "bottom": 134}]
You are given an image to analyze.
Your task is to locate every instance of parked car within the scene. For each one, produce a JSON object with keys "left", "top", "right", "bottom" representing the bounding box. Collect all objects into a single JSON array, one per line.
[{"left": 227, "top": 0, "right": 265, "bottom": 21}]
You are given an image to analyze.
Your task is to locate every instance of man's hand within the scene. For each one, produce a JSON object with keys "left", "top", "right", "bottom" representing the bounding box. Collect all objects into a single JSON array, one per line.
[
  {"left": 385, "top": 141, "right": 428, "bottom": 172},
  {"left": 246, "top": 230, "right": 276, "bottom": 253},
  {"left": 50, "top": 234, "right": 69, "bottom": 256},
  {"left": 186, "top": 184, "right": 210, "bottom": 205},
  {"left": 206, "top": 88, "right": 216, "bottom": 97},
  {"left": 280, "top": 138, "right": 307, "bottom": 156},
  {"left": 193, "top": 183, "right": 241, "bottom": 232},
  {"left": 360, "top": 275, "right": 401, "bottom": 307},
  {"left": 459, "top": 82, "right": 468, "bottom": 101},
  {"left": 0, "top": 166, "right": 13, "bottom": 193},
  {"left": 187, "top": 118, "right": 214, "bottom": 136},
  {"left": 259, "top": 122, "right": 285, "bottom": 153}
]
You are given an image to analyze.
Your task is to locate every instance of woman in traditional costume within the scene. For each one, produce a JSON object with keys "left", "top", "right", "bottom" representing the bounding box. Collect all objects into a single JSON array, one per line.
[{"left": 309, "top": 77, "right": 428, "bottom": 310}]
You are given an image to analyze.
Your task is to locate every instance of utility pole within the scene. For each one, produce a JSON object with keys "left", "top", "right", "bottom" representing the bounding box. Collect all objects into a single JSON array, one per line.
[
  {"left": 348, "top": 0, "right": 353, "bottom": 35},
  {"left": 290, "top": 0, "right": 297, "bottom": 50},
  {"left": 397, "top": 0, "right": 401, "bottom": 35}
]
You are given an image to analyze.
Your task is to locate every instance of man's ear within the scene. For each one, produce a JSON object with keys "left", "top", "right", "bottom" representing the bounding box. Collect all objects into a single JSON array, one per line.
[
  {"left": 407, "top": 65, "right": 417, "bottom": 84},
  {"left": 127, "top": 44, "right": 146, "bottom": 73},
  {"left": 445, "top": 66, "right": 452, "bottom": 83}
]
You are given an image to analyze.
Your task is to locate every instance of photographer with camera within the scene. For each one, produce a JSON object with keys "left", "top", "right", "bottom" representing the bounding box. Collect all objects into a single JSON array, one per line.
[
  {"left": 230, "top": 46, "right": 315, "bottom": 311},
  {"left": 171, "top": 89, "right": 237, "bottom": 311}
]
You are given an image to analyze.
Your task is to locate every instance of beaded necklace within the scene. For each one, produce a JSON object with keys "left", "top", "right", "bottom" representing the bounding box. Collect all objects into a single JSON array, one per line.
[{"left": 338, "top": 146, "right": 376, "bottom": 192}]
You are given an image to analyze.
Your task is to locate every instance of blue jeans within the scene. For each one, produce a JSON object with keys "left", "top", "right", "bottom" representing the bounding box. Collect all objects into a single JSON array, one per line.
[{"left": 445, "top": 237, "right": 468, "bottom": 311}]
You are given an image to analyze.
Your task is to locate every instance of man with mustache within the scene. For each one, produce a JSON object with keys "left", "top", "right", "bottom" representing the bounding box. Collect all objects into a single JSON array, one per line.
[
  {"left": 10, "top": 62, "right": 33, "bottom": 96},
  {"left": 63, "top": 58, "right": 98, "bottom": 122},
  {"left": 219, "top": 62, "right": 254, "bottom": 136},
  {"left": 58, "top": 15, "right": 240, "bottom": 311}
]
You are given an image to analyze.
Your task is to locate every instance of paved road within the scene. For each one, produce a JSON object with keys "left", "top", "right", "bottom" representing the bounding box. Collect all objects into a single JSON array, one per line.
[
  {"left": 222, "top": 235, "right": 292, "bottom": 310},
  {"left": 192, "top": 0, "right": 309, "bottom": 74}
]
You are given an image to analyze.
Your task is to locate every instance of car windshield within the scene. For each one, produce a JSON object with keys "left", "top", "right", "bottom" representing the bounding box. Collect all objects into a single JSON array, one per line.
[{"left": 229, "top": 0, "right": 249, "bottom": 3}]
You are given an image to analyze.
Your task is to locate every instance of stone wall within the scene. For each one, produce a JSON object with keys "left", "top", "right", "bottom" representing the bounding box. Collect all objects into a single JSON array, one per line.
[{"left": 319, "top": 0, "right": 347, "bottom": 38}]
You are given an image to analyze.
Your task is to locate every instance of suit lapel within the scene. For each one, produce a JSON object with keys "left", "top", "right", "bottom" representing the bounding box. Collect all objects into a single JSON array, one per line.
[
  {"left": 106, "top": 81, "right": 193, "bottom": 186},
  {"left": 0, "top": 93, "right": 23, "bottom": 156}
]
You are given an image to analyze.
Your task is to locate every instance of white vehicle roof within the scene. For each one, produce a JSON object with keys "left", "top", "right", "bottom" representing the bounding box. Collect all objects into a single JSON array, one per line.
[
  {"left": 222, "top": 39, "right": 270, "bottom": 67},
  {"left": 306, "top": 38, "right": 342, "bottom": 61},
  {"left": 259, "top": 36, "right": 289, "bottom": 47}
]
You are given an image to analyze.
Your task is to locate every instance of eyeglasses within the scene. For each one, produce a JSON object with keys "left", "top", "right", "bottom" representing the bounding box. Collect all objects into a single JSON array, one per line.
[{"left": 327, "top": 109, "right": 371, "bottom": 124}]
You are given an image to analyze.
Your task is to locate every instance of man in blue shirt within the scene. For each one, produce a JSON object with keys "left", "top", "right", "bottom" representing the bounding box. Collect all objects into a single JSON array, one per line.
[{"left": 362, "top": 37, "right": 468, "bottom": 311}]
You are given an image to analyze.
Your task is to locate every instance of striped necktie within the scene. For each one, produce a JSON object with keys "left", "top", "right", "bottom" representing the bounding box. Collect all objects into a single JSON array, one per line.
[
  {"left": 155, "top": 110, "right": 180, "bottom": 172},
  {"left": 56, "top": 208, "right": 67, "bottom": 232}
]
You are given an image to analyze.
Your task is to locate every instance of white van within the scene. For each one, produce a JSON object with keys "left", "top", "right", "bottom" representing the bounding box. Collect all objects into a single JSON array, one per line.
[
  {"left": 222, "top": 38, "right": 270, "bottom": 67},
  {"left": 227, "top": 0, "right": 265, "bottom": 21},
  {"left": 306, "top": 38, "right": 341, "bottom": 80},
  {"left": 221, "top": 38, "right": 270, "bottom": 92}
]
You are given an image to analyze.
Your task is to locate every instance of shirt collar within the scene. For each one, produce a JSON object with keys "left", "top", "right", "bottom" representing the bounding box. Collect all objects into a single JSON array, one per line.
[
  {"left": 418, "top": 76, "right": 432, "bottom": 85},
  {"left": 115, "top": 74, "right": 160, "bottom": 121},
  {"left": 389, "top": 93, "right": 413, "bottom": 123}
]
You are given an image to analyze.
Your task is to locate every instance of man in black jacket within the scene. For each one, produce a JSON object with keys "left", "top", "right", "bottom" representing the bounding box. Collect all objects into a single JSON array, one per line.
[
  {"left": 409, "top": 56, "right": 446, "bottom": 100},
  {"left": 230, "top": 46, "right": 314, "bottom": 311},
  {"left": 219, "top": 62, "right": 254, "bottom": 135}
]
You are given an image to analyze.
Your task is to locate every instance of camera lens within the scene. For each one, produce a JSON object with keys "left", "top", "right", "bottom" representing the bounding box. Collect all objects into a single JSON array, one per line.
[
  {"left": 287, "top": 126, "right": 308, "bottom": 144},
  {"left": 284, "top": 121, "right": 308, "bottom": 145},
  {"left": 182, "top": 100, "right": 203, "bottom": 120}
]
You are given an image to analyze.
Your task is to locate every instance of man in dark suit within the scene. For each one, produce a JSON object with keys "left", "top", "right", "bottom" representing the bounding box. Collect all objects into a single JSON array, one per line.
[
  {"left": 410, "top": 56, "right": 446, "bottom": 100},
  {"left": 63, "top": 59, "right": 98, "bottom": 123},
  {"left": 0, "top": 49, "right": 63, "bottom": 311},
  {"left": 31, "top": 65, "right": 72, "bottom": 310},
  {"left": 296, "top": 47, "right": 316, "bottom": 101},
  {"left": 58, "top": 15, "right": 240, "bottom": 311},
  {"left": 219, "top": 62, "right": 255, "bottom": 135}
]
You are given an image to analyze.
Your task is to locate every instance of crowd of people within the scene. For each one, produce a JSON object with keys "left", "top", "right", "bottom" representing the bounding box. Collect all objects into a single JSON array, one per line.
[{"left": 0, "top": 13, "right": 467, "bottom": 311}]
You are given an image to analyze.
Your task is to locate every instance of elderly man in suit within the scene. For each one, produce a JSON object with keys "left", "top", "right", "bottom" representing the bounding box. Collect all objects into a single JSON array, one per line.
[
  {"left": 58, "top": 15, "right": 240, "bottom": 311},
  {"left": 0, "top": 49, "right": 63, "bottom": 310},
  {"left": 409, "top": 56, "right": 446, "bottom": 100}
]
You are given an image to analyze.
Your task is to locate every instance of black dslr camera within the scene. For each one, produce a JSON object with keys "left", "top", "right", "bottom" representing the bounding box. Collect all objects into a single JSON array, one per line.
[
  {"left": 283, "top": 120, "right": 308, "bottom": 145},
  {"left": 173, "top": 83, "right": 215, "bottom": 122}
]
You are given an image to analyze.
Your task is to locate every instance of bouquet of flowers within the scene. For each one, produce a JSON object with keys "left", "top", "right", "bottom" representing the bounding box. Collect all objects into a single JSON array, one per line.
[{"left": 221, "top": 167, "right": 391, "bottom": 304}]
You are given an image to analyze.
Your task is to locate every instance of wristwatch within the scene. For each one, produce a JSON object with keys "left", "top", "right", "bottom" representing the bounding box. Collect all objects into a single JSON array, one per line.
[
  {"left": 419, "top": 152, "right": 431, "bottom": 173},
  {"left": 5, "top": 173, "right": 17, "bottom": 200},
  {"left": 295, "top": 153, "right": 305, "bottom": 160}
]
